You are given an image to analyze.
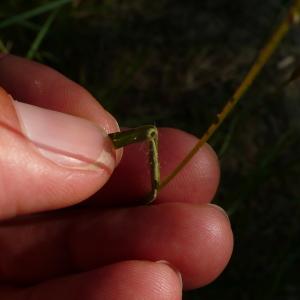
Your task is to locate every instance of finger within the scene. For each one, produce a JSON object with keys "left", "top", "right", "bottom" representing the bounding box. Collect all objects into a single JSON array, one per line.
[
  {"left": 0, "top": 54, "right": 118, "bottom": 134},
  {"left": 0, "top": 261, "right": 182, "bottom": 300},
  {"left": 95, "top": 128, "right": 220, "bottom": 205},
  {"left": 0, "top": 87, "right": 116, "bottom": 219},
  {"left": 0, "top": 54, "right": 122, "bottom": 165},
  {"left": 0, "top": 203, "right": 232, "bottom": 290},
  {"left": 70, "top": 203, "right": 232, "bottom": 289},
  {"left": 0, "top": 55, "right": 218, "bottom": 205}
]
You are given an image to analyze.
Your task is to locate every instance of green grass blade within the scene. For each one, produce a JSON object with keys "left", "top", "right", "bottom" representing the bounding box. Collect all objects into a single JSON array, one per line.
[
  {"left": 18, "top": 20, "right": 42, "bottom": 32},
  {"left": 0, "top": 0, "right": 72, "bottom": 29},
  {"left": 0, "top": 38, "right": 9, "bottom": 53},
  {"left": 26, "top": 9, "right": 58, "bottom": 60}
]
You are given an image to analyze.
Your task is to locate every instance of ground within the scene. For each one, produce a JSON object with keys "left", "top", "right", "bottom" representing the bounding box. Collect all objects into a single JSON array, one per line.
[{"left": 1, "top": 0, "right": 300, "bottom": 298}]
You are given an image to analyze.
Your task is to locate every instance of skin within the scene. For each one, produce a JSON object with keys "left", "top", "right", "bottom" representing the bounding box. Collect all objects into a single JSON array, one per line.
[{"left": 0, "top": 55, "right": 233, "bottom": 299}]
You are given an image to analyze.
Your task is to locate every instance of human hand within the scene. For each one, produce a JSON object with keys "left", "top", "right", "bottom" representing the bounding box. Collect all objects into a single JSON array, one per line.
[{"left": 0, "top": 54, "right": 233, "bottom": 299}]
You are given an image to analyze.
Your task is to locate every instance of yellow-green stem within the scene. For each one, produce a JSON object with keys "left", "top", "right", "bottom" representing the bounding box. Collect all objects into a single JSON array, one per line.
[{"left": 159, "top": 0, "right": 300, "bottom": 190}]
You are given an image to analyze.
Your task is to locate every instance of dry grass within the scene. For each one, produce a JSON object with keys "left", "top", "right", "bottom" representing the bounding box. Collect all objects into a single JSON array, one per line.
[{"left": 1, "top": 0, "right": 300, "bottom": 298}]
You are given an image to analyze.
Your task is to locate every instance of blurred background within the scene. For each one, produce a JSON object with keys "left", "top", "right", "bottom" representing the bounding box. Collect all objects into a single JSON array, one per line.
[{"left": 1, "top": 0, "right": 300, "bottom": 298}]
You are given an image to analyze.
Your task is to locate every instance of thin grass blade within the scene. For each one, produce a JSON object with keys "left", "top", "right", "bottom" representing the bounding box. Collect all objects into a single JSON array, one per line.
[
  {"left": 159, "top": 0, "right": 300, "bottom": 190},
  {"left": 0, "top": 0, "right": 72, "bottom": 29},
  {"left": 26, "top": 9, "right": 58, "bottom": 60}
]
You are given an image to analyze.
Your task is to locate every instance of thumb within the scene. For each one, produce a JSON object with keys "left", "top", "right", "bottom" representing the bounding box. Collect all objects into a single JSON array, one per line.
[{"left": 0, "top": 87, "right": 117, "bottom": 220}]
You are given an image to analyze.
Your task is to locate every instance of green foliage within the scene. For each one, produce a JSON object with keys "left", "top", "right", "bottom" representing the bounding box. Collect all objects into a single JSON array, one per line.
[{"left": 1, "top": 0, "right": 300, "bottom": 298}]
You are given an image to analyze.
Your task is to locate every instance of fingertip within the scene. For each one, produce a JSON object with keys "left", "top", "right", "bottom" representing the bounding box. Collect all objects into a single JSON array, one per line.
[
  {"left": 157, "top": 127, "right": 220, "bottom": 204},
  {"left": 94, "top": 127, "right": 221, "bottom": 206},
  {"left": 155, "top": 260, "right": 183, "bottom": 290},
  {"left": 16, "top": 261, "right": 182, "bottom": 300},
  {"left": 0, "top": 87, "right": 118, "bottom": 219},
  {"left": 185, "top": 203, "right": 233, "bottom": 288},
  {"left": 70, "top": 203, "right": 233, "bottom": 290}
]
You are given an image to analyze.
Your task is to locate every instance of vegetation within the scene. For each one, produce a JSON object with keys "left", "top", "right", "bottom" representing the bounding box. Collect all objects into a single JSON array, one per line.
[{"left": 1, "top": 0, "right": 300, "bottom": 298}]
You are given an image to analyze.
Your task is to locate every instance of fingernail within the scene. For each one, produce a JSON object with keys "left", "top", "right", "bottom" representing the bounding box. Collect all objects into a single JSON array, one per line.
[
  {"left": 156, "top": 260, "right": 183, "bottom": 288},
  {"left": 208, "top": 204, "right": 229, "bottom": 220},
  {"left": 13, "top": 101, "right": 116, "bottom": 171}
]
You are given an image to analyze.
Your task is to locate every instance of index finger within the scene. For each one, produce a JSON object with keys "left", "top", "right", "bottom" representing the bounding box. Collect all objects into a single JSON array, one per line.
[
  {"left": 0, "top": 54, "right": 119, "bottom": 134},
  {"left": 94, "top": 128, "right": 220, "bottom": 205}
]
